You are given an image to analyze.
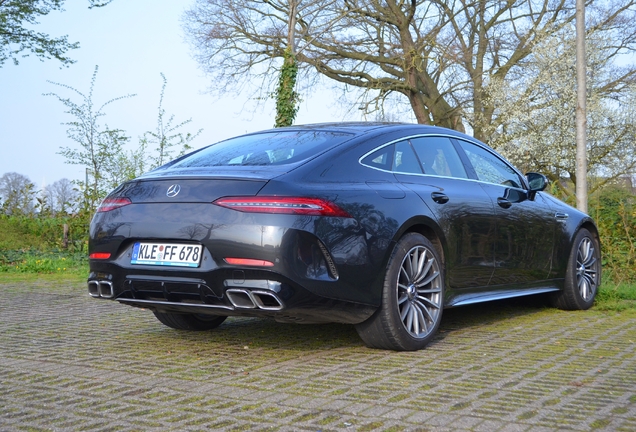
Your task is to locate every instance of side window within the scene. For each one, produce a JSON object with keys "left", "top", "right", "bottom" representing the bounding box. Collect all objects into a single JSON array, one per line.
[
  {"left": 392, "top": 140, "right": 422, "bottom": 174},
  {"left": 410, "top": 137, "right": 468, "bottom": 179},
  {"left": 458, "top": 140, "right": 523, "bottom": 188},
  {"left": 360, "top": 141, "right": 423, "bottom": 174},
  {"left": 361, "top": 144, "right": 394, "bottom": 170}
]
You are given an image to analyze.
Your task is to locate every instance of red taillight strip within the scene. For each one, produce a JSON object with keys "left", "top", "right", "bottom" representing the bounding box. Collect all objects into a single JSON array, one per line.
[
  {"left": 224, "top": 258, "right": 274, "bottom": 267},
  {"left": 96, "top": 197, "right": 132, "bottom": 212},
  {"left": 214, "top": 197, "right": 352, "bottom": 217},
  {"left": 89, "top": 252, "right": 111, "bottom": 259}
]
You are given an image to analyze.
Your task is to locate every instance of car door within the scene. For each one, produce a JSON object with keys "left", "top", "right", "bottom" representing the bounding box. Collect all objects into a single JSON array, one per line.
[
  {"left": 373, "top": 136, "right": 498, "bottom": 289},
  {"left": 455, "top": 139, "right": 556, "bottom": 285}
]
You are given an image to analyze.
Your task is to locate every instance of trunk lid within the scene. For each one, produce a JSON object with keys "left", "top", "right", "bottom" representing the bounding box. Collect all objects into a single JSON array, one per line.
[{"left": 110, "top": 176, "right": 268, "bottom": 203}]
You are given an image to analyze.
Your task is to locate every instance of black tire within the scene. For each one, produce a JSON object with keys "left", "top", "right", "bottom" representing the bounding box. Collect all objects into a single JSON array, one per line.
[
  {"left": 355, "top": 233, "right": 444, "bottom": 351},
  {"left": 152, "top": 311, "right": 227, "bottom": 330},
  {"left": 550, "top": 228, "right": 601, "bottom": 310}
]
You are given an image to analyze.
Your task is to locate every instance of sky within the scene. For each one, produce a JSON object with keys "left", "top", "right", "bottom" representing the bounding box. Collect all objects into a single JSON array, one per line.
[{"left": 0, "top": 0, "right": 377, "bottom": 190}]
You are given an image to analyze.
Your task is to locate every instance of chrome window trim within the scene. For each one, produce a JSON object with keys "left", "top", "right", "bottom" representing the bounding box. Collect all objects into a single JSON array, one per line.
[{"left": 358, "top": 133, "right": 529, "bottom": 192}]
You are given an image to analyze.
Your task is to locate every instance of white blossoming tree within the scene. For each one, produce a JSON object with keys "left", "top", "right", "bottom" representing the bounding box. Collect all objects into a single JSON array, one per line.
[{"left": 484, "top": 30, "right": 636, "bottom": 198}]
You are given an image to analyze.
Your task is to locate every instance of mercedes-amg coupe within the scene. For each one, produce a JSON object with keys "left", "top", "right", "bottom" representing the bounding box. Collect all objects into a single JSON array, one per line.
[{"left": 88, "top": 123, "right": 601, "bottom": 351}]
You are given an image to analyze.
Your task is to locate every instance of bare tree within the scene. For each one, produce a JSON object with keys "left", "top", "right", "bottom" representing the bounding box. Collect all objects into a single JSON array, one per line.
[
  {"left": 183, "top": 0, "right": 636, "bottom": 136},
  {"left": 42, "top": 178, "right": 79, "bottom": 214},
  {"left": 140, "top": 73, "right": 202, "bottom": 168},
  {"left": 45, "top": 65, "right": 135, "bottom": 210},
  {"left": 0, "top": 172, "right": 36, "bottom": 215},
  {"left": 183, "top": 0, "right": 352, "bottom": 120}
]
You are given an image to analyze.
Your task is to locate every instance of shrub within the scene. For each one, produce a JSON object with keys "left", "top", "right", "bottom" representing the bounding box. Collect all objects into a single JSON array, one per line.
[
  {"left": 590, "top": 185, "right": 636, "bottom": 283},
  {"left": 0, "top": 213, "right": 89, "bottom": 253}
]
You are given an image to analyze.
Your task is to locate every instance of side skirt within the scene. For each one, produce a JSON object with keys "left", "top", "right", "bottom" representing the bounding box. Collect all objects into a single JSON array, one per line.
[{"left": 446, "top": 281, "right": 564, "bottom": 308}]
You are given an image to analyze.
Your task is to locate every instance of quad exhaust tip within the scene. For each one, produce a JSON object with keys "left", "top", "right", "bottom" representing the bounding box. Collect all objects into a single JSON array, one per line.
[
  {"left": 226, "top": 288, "right": 283, "bottom": 311},
  {"left": 88, "top": 280, "right": 283, "bottom": 310},
  {"left": 88, "top": 280, "right": 114, "bottom": 299}
]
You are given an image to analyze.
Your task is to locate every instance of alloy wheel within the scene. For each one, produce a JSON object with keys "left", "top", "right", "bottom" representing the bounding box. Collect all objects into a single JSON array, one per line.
[
  {"left": 396, "top": 245, "right": 443, "bottom": 338},
  {"left": 576, "top": 237, "right": 599, "bottom": 302}
]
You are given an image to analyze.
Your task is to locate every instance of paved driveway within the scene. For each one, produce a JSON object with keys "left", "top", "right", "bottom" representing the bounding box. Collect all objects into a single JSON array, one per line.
[{"left": 1, "top": 279, "right": 635, "bottom": 431}]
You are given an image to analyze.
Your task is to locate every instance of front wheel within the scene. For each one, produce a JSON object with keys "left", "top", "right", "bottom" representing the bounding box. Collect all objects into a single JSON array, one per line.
[
  {"left": 355, "top": 233, "right": 444, "bottom": 351},
  {"left": 550, "top": 228, "right": 601, "bottom": 310},
  {"left": 153, "top": 311, "right": 227, "bottom": 330}
]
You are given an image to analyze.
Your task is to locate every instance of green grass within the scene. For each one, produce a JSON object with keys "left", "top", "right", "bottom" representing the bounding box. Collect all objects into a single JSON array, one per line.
[
  {"left": 595, "top": 281, "right": 636, "bottom": 311},
  {"left": 0, "top": 215, "right": 89, "bottom": 278},
  {"left": 0, "top": 249, "right": 88, "bottom": 278}
]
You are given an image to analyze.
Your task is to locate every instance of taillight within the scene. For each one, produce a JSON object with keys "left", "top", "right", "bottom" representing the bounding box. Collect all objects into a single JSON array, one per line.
[
  {"left": 96, "top": 197, "right": 132, "bottom": 212},
  {"left": 213, "top": 197, "right": 352, "bottom": 217}
]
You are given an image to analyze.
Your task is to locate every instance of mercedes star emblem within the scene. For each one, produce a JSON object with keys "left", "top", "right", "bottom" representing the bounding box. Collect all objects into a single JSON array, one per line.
[{"left": 166, "top": 184, "right": 181, "bottom": 198}]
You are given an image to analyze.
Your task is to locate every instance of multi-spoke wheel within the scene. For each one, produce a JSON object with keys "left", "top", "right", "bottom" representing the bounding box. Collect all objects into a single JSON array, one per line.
[
  {"left": 396, "top": 243, "right": 443, "bottom": 338},
  {"left": 550, "top": 228, "right": 601, "bottom": 310},
  {"left": 355, "top": 233, "right": 444, "bottom": 351},
  {"left": 153, "top": 312, "right": 227, "bottom": 330}
]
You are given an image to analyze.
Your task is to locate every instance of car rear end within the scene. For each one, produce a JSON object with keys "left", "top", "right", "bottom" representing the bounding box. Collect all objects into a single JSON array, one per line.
[{"left": 87, "top": 127, "right": 379, "bottom": 324}]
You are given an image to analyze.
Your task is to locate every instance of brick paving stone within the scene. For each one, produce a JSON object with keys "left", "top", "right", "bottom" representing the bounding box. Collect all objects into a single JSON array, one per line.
[{"left": 1, "top": 279, "right": 635, "bottom": 431}]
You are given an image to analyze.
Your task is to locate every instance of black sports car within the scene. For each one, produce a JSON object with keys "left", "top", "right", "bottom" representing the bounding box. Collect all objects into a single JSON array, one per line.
[{"left": 88, "top": 123, "right": 601, "bottom": 351}]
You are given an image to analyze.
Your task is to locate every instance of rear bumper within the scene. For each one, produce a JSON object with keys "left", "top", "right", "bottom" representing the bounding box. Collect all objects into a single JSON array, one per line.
[{"left": 87, "top": 266, "right": 376, "bottom": 324}]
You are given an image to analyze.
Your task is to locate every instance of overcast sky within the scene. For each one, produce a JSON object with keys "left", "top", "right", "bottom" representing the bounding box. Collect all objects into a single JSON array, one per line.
[{"left": 0, "top": 0, "right": 380, "bottom": 190}]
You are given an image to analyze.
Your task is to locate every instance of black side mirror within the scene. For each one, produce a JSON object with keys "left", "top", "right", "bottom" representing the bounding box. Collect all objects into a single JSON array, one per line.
[
  {"left": 526, "top": 172, "right": 548, "bottom": 192},
  {"left": 525, "top": 173, "right": 548, "bottom": 200}
]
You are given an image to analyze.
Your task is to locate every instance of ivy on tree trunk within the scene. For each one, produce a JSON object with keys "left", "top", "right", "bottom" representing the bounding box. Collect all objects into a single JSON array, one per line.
[{"left": 274, "top": 47, "right": 299, "bottom": 128}]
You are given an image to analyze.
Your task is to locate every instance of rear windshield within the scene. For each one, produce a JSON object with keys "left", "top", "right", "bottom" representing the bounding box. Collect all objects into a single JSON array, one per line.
[{"left": 169, "top": 130, "right": 353, "bottom": 168}]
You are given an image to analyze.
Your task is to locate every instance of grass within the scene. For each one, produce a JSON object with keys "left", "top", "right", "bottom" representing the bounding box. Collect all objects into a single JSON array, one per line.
[
  {"left": 595, "top": 281, "right": 636, "bottom": 311},
  {"left": 0, "top": 248, "right": 88, "bottom": 278},
  {"left": 0, "top": 216, "right": 88, "bottom": 278}
]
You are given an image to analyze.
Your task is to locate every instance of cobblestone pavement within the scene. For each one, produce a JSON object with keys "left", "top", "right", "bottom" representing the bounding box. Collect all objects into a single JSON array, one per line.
[{"left": 1, "top": 279, "right": 635, "bottom": 431}]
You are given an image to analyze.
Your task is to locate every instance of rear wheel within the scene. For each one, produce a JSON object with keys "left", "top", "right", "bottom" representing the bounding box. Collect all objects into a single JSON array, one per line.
[
  {"left": 152, "top": 312, "right": 227, "bottom": 330},
  {"left": 356, "top": 233, "right": 444, "bottom": 351},
  {"left": 550, "top": 228, "right": 601, "bottom": 310}
]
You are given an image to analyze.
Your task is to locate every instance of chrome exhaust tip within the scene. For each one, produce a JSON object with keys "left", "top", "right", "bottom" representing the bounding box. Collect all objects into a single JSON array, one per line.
[
  {"left": 88, "top": 280, "right": 114, "bottom": 298},
  {"left": 226, "top": 289, "right": 257, "bottom": 308},
  {"left": 98, "top": 281, "right": 114, "bottom": 298},
  {"left": 88, "top": 280, "right": 100, "bottom": 297},
  {"left": 226, "top": 288, "right": 284, "bottom": 310},
  {"left": 251, "top": 291, "right": 283, "bottom": 311}
]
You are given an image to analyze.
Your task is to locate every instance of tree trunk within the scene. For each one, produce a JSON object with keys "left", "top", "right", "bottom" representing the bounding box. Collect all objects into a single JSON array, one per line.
[{"left": 274, "top": 0, "right": 299, "bottom": 128}]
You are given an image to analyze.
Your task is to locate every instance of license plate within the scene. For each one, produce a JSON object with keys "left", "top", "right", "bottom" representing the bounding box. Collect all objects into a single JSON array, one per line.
[{"left": 131, "top": 243, "right": 203, "bottom": 267}]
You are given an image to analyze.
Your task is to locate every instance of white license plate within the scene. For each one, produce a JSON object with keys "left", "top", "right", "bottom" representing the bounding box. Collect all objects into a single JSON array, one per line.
[{"left": 131, "top": 243, "right": 203, "bottom": 267}]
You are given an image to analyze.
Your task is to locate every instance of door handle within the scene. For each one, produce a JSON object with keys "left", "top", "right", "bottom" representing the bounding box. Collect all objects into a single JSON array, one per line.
[
  {"left": 431, "top": 192, "right": 449, "bottom": 204},
  {"left": 555, "top": 212, "right": 569, "bottom": 220},
  {"left": 497, "top": 197, "right": 512, "bottom": 209}
]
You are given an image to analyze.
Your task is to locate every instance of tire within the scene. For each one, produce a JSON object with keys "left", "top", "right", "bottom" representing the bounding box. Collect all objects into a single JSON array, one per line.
[
  {"left": 550, "top": 228, "right": 601, "bottom": 310},
  {"left": 355, "top": 233, "right": 444, "bottom": 351},
  {"left": 152, "top": 311, "right": 227, "bottom": 331}
]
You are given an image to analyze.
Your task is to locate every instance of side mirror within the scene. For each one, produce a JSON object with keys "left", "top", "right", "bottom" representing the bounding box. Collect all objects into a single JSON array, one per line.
[{"left": 526, "top": 172, "right": 548, "bottom": 192}]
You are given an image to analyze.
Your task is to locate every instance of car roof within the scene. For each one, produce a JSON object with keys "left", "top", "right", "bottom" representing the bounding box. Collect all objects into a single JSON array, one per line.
[
  {"left": 258, "top": 122, "right": 478, "bottom": 141},
  {"left": 276, "top": 122, "right": 410, "bottom": 132}
]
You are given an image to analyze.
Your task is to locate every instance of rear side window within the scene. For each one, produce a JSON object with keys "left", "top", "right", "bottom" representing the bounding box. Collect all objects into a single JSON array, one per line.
[
  {"left": 170, "top": 131, "right": 353, "bottom": 168},
  {"left": 361, "top": 144, "right": 394, "bottom": 170},
  {"left": 392, "top": 140, "right": 423, "bottom": 174},
  {"left": 361, "top": 141, "right": 424, "bottom": 174}
]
